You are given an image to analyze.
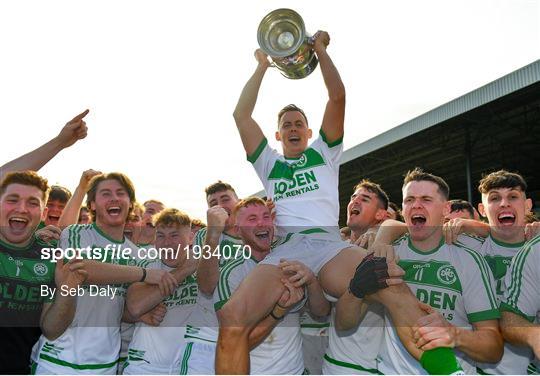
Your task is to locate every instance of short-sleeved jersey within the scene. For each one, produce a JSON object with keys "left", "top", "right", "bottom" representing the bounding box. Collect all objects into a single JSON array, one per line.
[
  {"left": 0, "top": 237, "right": 56, "bottom": 374},
  {"left": 501, "top": 235, "right": 540, "bottom": 324},
  {"left": 214, "top": 256, "right": 304, "bottom": 374},
  {"left": 248, "top": 131, "right": 343, "bottom": 235},
  {"left": 118, "top": 243, "right": 154, "bottom": 369},
  {"left": 325, "top": 303, "right": 384, "bottom": 374},
  {"left": 125, "top": 259, "right": 198, "bottom": 374},
  {"left": 35, "top": 223, "right": 137, "bottom": 374},
  {"left": 378, "top": 235, "right": 499, "bottom": 375},
  {"left": 183, "top": 227, "right": 243, "bottom": 344},
  {"left": 476, "top": 235, "right": 534, "bottom": 374}
]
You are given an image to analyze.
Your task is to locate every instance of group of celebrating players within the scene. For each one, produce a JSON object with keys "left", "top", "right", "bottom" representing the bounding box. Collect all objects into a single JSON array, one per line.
[{"left": 1, "top": 30, "right": 539, "bottom": 375}]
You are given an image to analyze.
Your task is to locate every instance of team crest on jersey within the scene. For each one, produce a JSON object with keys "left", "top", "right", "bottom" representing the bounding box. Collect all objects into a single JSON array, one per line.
[
  {"left": 34, "top": 262, "right": 48, "bottom": 276},
  {"left": 436, "top": 265, "right": 457, "bottom": 285},
  {"left": 290, "top": 154, "right": 307, "bottom": 168}
]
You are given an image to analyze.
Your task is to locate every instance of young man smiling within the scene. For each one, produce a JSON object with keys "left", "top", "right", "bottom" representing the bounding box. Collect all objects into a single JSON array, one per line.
[
  {"left": 377, "top": 169, "right": 503, "bottom": 374},
  {"left": 33, "top": 173, "right": 177, "bottom": 374},
  {"left": 0, "top": 171, "right": 68, "bottom": 374}
]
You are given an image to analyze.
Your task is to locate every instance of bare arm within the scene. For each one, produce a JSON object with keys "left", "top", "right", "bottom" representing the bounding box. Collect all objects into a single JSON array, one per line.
[
  {"left": 415, "top": 304, "right": 503, "bottom": 362},
  {"left": 40, "top": 258, "right": 88, "bottom": 340},
  {"left": 373, "top": 219, "right": 408, "bottom": 245},
  {"left": 197, "top": 206, "right": 228, "bottom": 295},
  {"left": 232, "top": 50, "right": 268, "bottom": 156},
  {"left": 313, "top": 31, "right": 345, "bottom": 144},
  {"left": 501, "top": 311, "right": 540, "bottom": 358},
  {"left": 335, "top": 290, "right": 368, "bottom": 330},
  {"left": 127, "top": 261, "right": 195, "bottom": 318},
  {"left": 58, "top": 169, "right": 101, "bottom": 229},
  {"left": 0, "top": 110, "right": 89, "bottom": 180}
]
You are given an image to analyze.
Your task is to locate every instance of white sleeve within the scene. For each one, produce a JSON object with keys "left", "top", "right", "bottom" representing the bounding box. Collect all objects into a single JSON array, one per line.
[
  {"left": 502, "top": 241, "right": 540, "bottom": 322},
  {"left": 460, "top": 249, "right": 500, "bottom": 323},
  {"left": 213, "top": 259, "right": 246, "bottom": 311},
  {"left": 248, "top": 138, "right": 280, "bottom": 186},
  {"left": 309, "top": 129, "right": 344, "bottom": 168}
]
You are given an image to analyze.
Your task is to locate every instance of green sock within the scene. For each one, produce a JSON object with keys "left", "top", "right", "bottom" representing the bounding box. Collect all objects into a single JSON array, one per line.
[{"left": 420, "top": 348, "right": 463, "bottom": 375}]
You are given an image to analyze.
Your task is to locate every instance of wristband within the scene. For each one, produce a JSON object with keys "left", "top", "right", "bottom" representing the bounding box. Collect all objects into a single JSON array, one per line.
[
  {"left": 140, "top": 267, "right": 147, "bottom": 282},
  {"left": 270, "top": 309, "right": 284, "bottom": 321}
]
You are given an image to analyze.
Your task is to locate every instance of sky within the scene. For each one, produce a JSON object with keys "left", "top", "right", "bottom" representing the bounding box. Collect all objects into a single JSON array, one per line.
[{"left": 1, "top": 0, "right": 539, "bottom": 221}]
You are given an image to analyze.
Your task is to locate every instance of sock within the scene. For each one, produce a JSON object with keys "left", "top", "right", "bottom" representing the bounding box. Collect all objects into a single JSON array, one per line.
[{"left": 420, "top": 348, "right": 464, "bottom": 375}]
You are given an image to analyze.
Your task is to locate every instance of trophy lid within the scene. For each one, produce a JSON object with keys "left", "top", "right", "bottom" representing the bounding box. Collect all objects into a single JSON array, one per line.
[{"left": 257, "top": 8, "right": 306, "bottom": 58}]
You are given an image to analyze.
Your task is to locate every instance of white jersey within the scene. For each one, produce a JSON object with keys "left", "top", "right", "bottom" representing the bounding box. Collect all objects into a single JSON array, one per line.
[
  {"left": 123, "top": 259, "right": 198, "bottom": 374},
  {"left": 214, "top": 256, "right": 304, "bottom": 374},
  {"left": 324, "top": 302, "right": 384, "bottom": 374},
  {"left": 502, "top": 235, "right": 540, "bottom": 372},
  {"left": 378, "top": 235, "right": 500, "bottom": 375},
  {"left": 118, "top": 243, "right": 153, "bottom": 372},
  {"left": 35, "top": 223, "right": 137, "bottom": 374},
  {"left": 183, "top": 227, "right": 243, "bottom": 344},
  {"left": 249, "top": 132, "right": 343, "bottom": 236},
  {"left": 476, "top": 235, "right": 534, "bottom": 374}
]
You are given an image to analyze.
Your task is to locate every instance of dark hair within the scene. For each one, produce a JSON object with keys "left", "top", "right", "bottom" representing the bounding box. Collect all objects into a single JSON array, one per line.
[
  {"left": 403, "top": 168, "right": 450, "bottom": 200},
  {"left": 205, "top": 180, "right": 237, "bottom": 197},
  {"left": 86, "top": 172, "right": 136, "bottom": 221},
  {"left": 353, "top": 179, "right": 389, "bottom": 210},
  {"left": 449, "top": 199, "right": 475, "bottom": 218},
  {"left": 478, "top": 170, "right": 527, "bottom": 194},
  {"left": 277, "top": 104, "right": 308, "bottom": 128},
  {"left": 388, "top": 202, "right": 405, "bottom": 222},
  {"left": 48, "top": 185, "right": 72, "bottom": 204}
]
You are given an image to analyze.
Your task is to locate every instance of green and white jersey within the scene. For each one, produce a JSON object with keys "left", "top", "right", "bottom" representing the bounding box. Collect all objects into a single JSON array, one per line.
[
  {"left": 124, "top": 259, "right": 197, "bottom": 374},
  {"left": 325, "top": 303, "right": 384, "bottom": 374},
  {"left": 501, "top": 235, "right": 540, "bottom": 370},
  {"left": 119, "top": 243, "right": 154, "bottom": 370},
  {"left": 378, "top": 235, "right": 500, "bottom": 375},
  {"left": 0, "top": 237, "right": 56, "bottom": 374},
  {"left": 183, "top": 227, "right": 243, "bottom": 344},
  {"left": 35, "top": 223, "right": 137, "bottom": 374},
  {"left": 476, "top": 235, "right": 534, "bottom": 374},
  {"left": 249, "top": 131, "right": 343, "bottom": 236},
  {"left": 300, "top": 311, "right": 329, "bottom": 337},
  {"left": 214, "top": 256, "right": 304, "bottom": 375}
]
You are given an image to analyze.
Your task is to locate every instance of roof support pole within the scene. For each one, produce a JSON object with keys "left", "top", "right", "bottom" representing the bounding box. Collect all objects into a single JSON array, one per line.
[{"left": 465, "top": 125, "right": 473, "bottom": 203}]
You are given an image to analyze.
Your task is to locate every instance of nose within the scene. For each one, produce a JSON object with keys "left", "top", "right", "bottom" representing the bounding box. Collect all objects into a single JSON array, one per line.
[
  {"left": 15, "top": 200, "right": 30, "bottom": 213},
  {"left": 500, "top": 197, "right": 511, "bottom": 207}
]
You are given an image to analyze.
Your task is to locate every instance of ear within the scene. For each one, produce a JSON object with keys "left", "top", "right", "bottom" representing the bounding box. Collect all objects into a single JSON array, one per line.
[
  {"left": 478, "top": 202, "right": 486, "bottom": 217},
  {"left": 90, "top": 201, "right": 96, "bottom": 212},
  {"left": 525, "top": 198, "right": 533, "bottom": 212},
  {"left": 275, "top": 130, "right": 281, "bottom": 142},
  {"left": 442, "top": 201, "right": 450, "bottom": 217},
  {"left": 375, "top": 209, "right": 387, "bottom": 222},
  {"left": 41, "top": 207, "right": 49, "bottom": 221},
  {"left": 307, "top": 128, "right": 313, "bottom": 139}
]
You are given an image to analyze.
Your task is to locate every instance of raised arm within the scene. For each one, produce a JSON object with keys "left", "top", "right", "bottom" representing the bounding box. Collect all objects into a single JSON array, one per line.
[
  {"left": 58, "top": 169, "right": 102, "bottom": 229},
  {"left": 0, "top": 110, "right": 89, "bottom": 180},
  {"left": 232, "top": 50, "right": 269, "bottom": 156},
  {"left": 314, "top": 31, "right": 345, "bottom": 144},
  {"left": 197, "top": 206, "right": 228, "bottom": 295}
]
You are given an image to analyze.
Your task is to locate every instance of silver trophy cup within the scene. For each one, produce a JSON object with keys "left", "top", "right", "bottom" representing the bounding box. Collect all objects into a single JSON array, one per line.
[{"left": 257, "top": 8, "right": 318, "bottom": 79}]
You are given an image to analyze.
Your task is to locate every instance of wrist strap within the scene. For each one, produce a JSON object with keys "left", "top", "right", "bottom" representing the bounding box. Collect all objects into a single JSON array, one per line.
[{"left": 140, "top": 267, "right": 147, "bottom": 282}]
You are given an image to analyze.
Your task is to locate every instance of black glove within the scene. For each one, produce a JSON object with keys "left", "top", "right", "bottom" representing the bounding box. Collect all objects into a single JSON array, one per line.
[{"left": 349, "top": 253, "right": 389, "bottom": 298}]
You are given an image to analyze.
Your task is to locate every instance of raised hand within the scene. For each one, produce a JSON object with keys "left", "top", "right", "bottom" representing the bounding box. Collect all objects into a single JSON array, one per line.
[
  {"left": 57, "top": 109, "right": 89, "bottom": 148},
  {"left": 312, "top": 30, "right": 330, "bottom": 54},
  {"left": 254, "top": 49, "right": 271, "bottom": 68}
]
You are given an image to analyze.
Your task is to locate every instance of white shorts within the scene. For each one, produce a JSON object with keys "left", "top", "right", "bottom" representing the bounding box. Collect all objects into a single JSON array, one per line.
[
  {"left": 322, "top": 354, "right": 381, "bottom": 375},
  {"left": 261, "top": 230, "right": 353, "bottom": 274},
  {"left": 123, "top": 361, "right": 172, "bottom": 375},
  {"left": 174, "top": 341, "right": 216, "bottom": 375}
]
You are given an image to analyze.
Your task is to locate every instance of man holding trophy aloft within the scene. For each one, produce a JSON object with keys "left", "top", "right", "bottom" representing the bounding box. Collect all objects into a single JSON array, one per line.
[{"left": 216, "top": 8, "right": 467, "bottom": 375}]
